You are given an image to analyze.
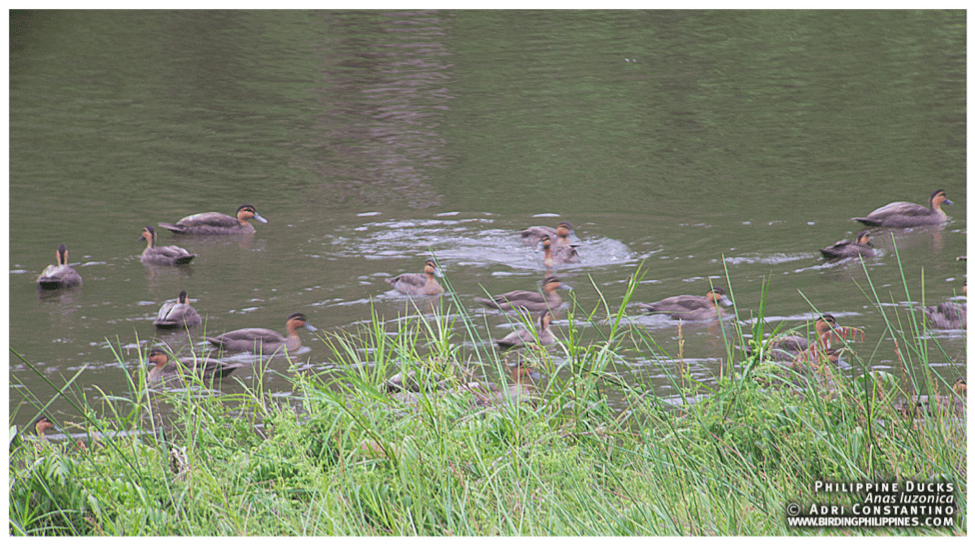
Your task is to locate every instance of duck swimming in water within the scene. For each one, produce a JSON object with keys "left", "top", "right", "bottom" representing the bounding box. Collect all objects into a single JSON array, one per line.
[
  {"left": 636, "top": 286, "right": 733, "bottom": 321},
  {"left": 494, "top": 310, "right": 557, "bottom": 350},
  {"left": 36, "top": 244, "right": 83, "bottom": 289},
  {"left": 158, "top": 204, "right": 268, "bottom": 235},
  {"left": 206, "top": 312, "right": 317, "bottom": 354},
  {"left": 852, "top": 189, "right": 953, "bottom": 228},
  {"left": 522, "top": 221, "right": 580, "bottom": 264},
  {"left": 820, "top": 231, "right": 876, "bottom": 260},
  {"left": 146, "top": 348, "right": 245, "bottom": 386},
  {"left": 139, "top": 226, "right": 197, "bottom": 266},
  {"left": 924, "top": 282, "right": 966, "bottom": 330},
  {"left": 385, "top": 259, "right": 444, "bottom": 296},
  {"left": 765, "top": 315, "right": 841, "bottom": 364},
  {"left": 475, "top": 275, "right": 572, "bottom": 313},
  {"left": 153, "top": 290, "right": 203, "bottom": 329}
]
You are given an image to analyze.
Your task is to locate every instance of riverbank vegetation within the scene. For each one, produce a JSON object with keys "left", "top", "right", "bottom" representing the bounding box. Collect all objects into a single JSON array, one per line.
[{"left": 9, "top": 266, "right": 966, "bottom": 535}]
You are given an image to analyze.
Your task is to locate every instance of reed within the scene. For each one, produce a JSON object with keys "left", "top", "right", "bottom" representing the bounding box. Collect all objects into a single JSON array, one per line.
[{"left": 9, "top": 259, "right": 965, "bottom": 536}]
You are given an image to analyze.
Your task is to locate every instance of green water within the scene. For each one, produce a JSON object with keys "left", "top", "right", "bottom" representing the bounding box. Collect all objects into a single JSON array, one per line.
[{"left": 9, "top": 10, "right": 966, "bottom": 427}]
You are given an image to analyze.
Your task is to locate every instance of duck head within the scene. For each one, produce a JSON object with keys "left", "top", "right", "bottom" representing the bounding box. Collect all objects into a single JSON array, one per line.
[
  {"left": 237, "top": 204, "right": 268, "bottom": 225},
  {"left": 56, "top": 244, "right": 69, "bottom": 267},
  {"left": 286, "top": 312, "right": 318, "bottom": 333},
  {"left": 542, "top": 275, "right": 572, "bottom": 293},
  {"left": 555, "top": 222, "right": 573, "bottom": 238},
  {"left": 424, "top": 259, "right": 442, "bottom": 278},
  {"left": 930, "top": 189, "right": 953, "bottom": 210},
  {"left": 148, "top": 348, "right": 170, "bottom": 370},
  {"left": 707, "top": 287, "right": 733, "bottom": 307},
  {"left": 954, "top": 378, "right": 967, "bottom": 397},
  {"left": 139, "top": 226, "right": 156, "bottom": 247},
  {"left": 856, "top": 231, "right": 873, "bottom": 247}
]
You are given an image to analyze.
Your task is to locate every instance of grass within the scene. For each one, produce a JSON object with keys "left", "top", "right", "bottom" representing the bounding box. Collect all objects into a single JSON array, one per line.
[{"left": 8, "top": 261, "right": 967, "bottom": 536}]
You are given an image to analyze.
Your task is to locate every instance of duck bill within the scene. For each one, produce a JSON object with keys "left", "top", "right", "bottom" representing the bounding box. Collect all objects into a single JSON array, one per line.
[
  {"left": 719, "top": 296, "right": 733, "bottom": 307},
  {"left": 254, "top": 213, "right": 269, "bottom": 223},
  {"left": 560, "top": 283, "right": 573, "bottom": 291},
  {"left": 944, "top": 199, "right": 954, "bottom": 206},
  {"left": 304, "top": 324, "right": 319, "bottom": 332}
]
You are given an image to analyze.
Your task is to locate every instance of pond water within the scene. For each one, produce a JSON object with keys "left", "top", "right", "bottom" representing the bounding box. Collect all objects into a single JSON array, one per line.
[{"left": 8, "top": 10, "right": 967, "bottom": 428}]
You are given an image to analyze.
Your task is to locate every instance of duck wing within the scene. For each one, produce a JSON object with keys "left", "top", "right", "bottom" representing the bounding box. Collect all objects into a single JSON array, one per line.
[
  {"left": 207, "top": 328, "right": 286, "bottom": 347},
  {"left": 386, "top": 272, "right": 425, "bottom": 289},
  {"left": 641, "top": 295, "right": 711, "bottom": 314},
  {"left": 520, "top": 226, "right": 557, "bottom": 247}
]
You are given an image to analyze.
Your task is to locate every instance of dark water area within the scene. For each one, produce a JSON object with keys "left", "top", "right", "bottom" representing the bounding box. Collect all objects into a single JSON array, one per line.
[{"left": 8, "top": 10, "right": 967, "bottom": 428}]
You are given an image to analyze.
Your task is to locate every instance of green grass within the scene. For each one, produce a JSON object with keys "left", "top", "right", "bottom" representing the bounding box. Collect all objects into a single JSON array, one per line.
[{"left": 9, "top": 261, "right": 966, "bottom": 536}]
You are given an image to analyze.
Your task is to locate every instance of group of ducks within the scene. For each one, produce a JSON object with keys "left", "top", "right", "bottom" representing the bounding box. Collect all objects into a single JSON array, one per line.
[{"left": 34, "top": 189, "right": 964, "bottom": 395}]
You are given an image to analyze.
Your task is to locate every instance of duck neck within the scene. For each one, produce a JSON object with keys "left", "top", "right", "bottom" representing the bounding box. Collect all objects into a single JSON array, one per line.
[{"left": 237, "top": 210, "right": 249, "bottom": 225}]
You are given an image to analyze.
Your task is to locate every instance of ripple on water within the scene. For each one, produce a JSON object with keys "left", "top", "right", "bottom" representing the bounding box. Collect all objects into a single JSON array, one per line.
[{"left": 320, "top": 216, "right": 640, "bottom": 271}]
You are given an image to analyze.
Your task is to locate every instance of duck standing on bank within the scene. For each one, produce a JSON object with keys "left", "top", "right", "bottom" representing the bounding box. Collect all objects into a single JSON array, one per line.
[
  {"left": 206, "top": 312, "right": 317, "bottom": 354},
  {"left": 852, "top": 189, "right": 953, "bottom": 228},
  {"left": 153, "top": 290, "right": 203, "bottom": 329},
  {"left": 475, "top": 275, "right": 572, "bottom": 313},
  {"left": 636, "top": 286, "right": 733, "bottom": 321},
  {"left": 36, "top": 244, "right": 83, "bottom": 289},
  {"left": 139, "top": 226, "right": 197, "bottom": 266},
  {"left": 386, "top": 259, "right": 444, "bottom": 296},
  {"left": 820, "top": 231, "right": 876, "bottom": 260},
  {"left": 158, "top": 204, "right": 268, "bottom": 235}
]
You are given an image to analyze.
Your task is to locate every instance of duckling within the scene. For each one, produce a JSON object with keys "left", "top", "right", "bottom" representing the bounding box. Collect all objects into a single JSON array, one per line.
[
  {"left": 896, "top": 377, "right": 966, "bottom": 419},
  {"left": 146, "top": 348, "right": 244, "bottom": 386},
  {"left": 494, "top": 310, "right": 557, "bottom": 350},
  {"left": 385, "top": 259, "right": 444, "bottom": 296},
  {"left": 853, "top": 189, "right": 953, "bottom": 228},
  {"left": 924, "top": 282, "right": 966, "bottom": 329},
  {"left": 636, "top": 286, "right": 733, "bottom": 321},
  {"left": 153, "top": 290, "right": 203, "bottom": 329},
  {"left": 139, "top": 226, "right": 197, "bottom": 266},
  {"left": 36, "top": 244, "right": 83, "bottom": 289},
  {"left": 206, "top": 312, "right": 318, "bottom": 354},
  {"left": 158, "top": 204, "right": 268, "bottom": 235},
  {"left": 475, "top": 275, "right": 573, "bottom": 313},
  {"left": 820, "top": 231, "right": 876, "bottom": 260}
]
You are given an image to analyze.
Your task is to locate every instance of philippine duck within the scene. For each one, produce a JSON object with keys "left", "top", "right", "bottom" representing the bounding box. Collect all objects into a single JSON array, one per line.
[
  {"left": 924, "top": 282, "right": 967, "bottom": 330},
  {"left": 494, "top": 310, "right": 557, "bottom": 350},
  {"left": 385, "top": 259, "right": 444, "bottom": 296},
  {"left": 475, "top": 275, "right": 572, "bottom": 313},
  {"left": 636, "top": 286, "right": 733, "bottom": 321},
  {"left": 852, "top": 189, "right": 953, "bottom": 228},
  {"left": 206, "top": 312, "right": 317, "bottom": 354},
  {"left": 896, "top": 377, "right": 967, "bottom": 419},
  {"left": 139, "top": 226, "right": 197, "bottom": 266},
  {"left": 146, "top": 348, "right": 244, "bottom": 386},
  {"left": 36, "top": 244, "right": 83, "bottom": 289},
  {"left": 158, "top": 204, "right": 268, "bottom": 235},
  {"left": 153, "top": 290, "right": 203, "bottom": 329},
  {"left": 820, "top": 231, "right": 876, "bottom": 260}
]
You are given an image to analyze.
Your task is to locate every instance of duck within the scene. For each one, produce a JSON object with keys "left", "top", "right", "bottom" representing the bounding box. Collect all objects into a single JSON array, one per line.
[
  {"left": 385, "top": 259, "right": 444, "bottom": 296},
  {"left": 206, "top": 312, "right": 318, "bottom": 354},
  {"left": 635, "top": 286, "right": 733, "bottom": 321},
  {"left": 146, "top": 348, "right": 245, "bottom": 386},
  {"left": 852, "top": 189, "right": 953, "bottom": 228},
  {"left": 153, "top": 290, "right": 203, "bottom": 329},
  {"left": 820, "top": 231, "right": 876, "bottom": 260},
  {"left": 463, "top": 362, "right": 540, "bottom": 407},
  {"left": 764, "top": 315, "right": 840, "bottom": 364},
  {"left": 36, "top": 244, "right": 83, "bottom": 289},
  {"left": 522, "top": 221, "right": 580, "bottom": 264},
  {"left": 139, "top": 226, "right": 197, "bottom": 266},
  {"left": 896, "top": 377, "right": 966, "bottom": 419},
  {"left": 475, "top": 275, "right": 572, "bottom": 313},
  {"left": 494, "top": 310, "right": 556, "bottom": 350},
  {"left": 158, "top": 204, "right": 268, "bottom": 235},
  {"left": 924, "top": 282, "right": 966, "bottom": 329}
]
